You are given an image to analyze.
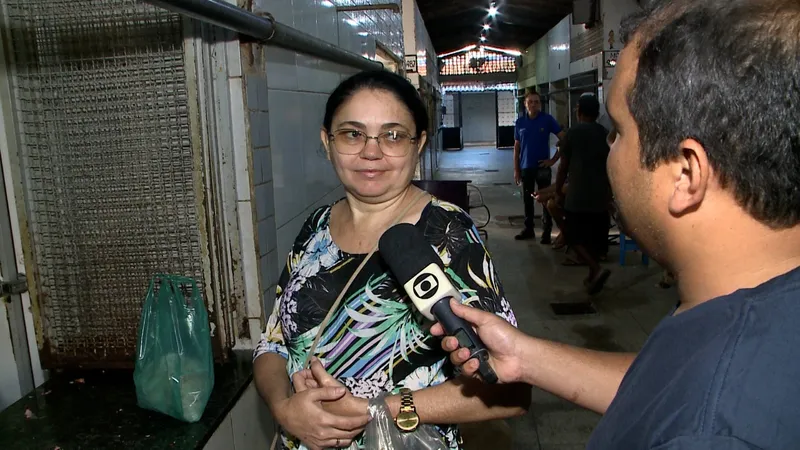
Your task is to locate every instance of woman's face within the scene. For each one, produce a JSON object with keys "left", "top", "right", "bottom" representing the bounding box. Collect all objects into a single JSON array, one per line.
[{"left": 321, "top": 88, "right": 427, "bottom": 204}]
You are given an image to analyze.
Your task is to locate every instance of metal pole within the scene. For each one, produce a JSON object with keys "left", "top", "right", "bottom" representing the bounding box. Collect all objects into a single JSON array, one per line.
[
  {"left": 146, "top": 0, "right": 383, "bottom": 72},
  {"left": 336, "top": 4, "right": 401, "bottom": 13}
]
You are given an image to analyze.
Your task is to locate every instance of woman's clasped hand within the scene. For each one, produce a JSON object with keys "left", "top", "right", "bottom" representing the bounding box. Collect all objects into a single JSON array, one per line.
[{"left": 276, "top": 359, "right": 370, "bottom": 450}]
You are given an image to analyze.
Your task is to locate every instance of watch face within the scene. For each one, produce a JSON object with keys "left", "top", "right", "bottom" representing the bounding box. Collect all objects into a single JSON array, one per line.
[{"left": 396, "top": 411, "right": 420, "bottom": 432}]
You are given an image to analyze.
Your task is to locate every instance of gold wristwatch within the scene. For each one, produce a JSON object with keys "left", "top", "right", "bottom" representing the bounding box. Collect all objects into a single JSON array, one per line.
[{"left": 394, "top": 387, "right": 420, "bottom": 432}]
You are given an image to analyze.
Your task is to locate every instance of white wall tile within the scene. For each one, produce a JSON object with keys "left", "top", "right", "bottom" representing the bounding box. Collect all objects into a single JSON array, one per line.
[
  {"left": 253, "top": 146, "right": 272, "bottom": 184},
  {"left": 317, "top": 0, "right": 339, "bottom": 45},
  {"left": 254, "top": 0, "right": 294, "bottom": 26},
  {"left": 245, "top": 75, "right": 260, "bottom": 111},
  {"left": 257, "top": 216, "right": 277, "bottom": 256},
  {"left": 259, "top": 250, "right": 280, "bottom": 293},
  {"left": 548, "top": 16, "right": 571, "bottom": 82},
  {"left": 255, "top": 181, "right": 275, "bottom": 222},
  {"left": 535, "top": 39, "right": 550, "bottom": 85},
  {"left": 264, "top": 47, "right": 299, "bottom": 91},
  {"left": 230, "top": 383, "right": 274, "bottom": 450},
  {"left": 250, "top": 111, "right": 271, "bottom": 148},
  {"left": 276, "top": 211, "right": 307, "bottom": 274},
  {"left": 292, "top": 0, "right": 317, "bottom": 35},
  {"left": 263, "top": 284, "right": 278, "bottom": 318},
  {"left": 269, "top": 90, "right": 306, "bottom": 227},
  {"left": 204, "top": 415, "right": 234, "bottom": 450},
  {"left": 317, "top": 60, "right": 345, "bottom": 93},
  {"left": 302, "top": 93, "right": 337, "bottom": 203}
]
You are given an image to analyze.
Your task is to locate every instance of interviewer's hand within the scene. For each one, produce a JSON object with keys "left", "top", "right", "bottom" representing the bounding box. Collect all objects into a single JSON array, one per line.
[
  {"left": 431, "top": 299, "right": 526, "bottom": 384},
  {"left": 514, "top": 168, "right": 521, "bottom": 186},
  {"left": 278, "top": 366, "right": 370, "bottom": 450}
]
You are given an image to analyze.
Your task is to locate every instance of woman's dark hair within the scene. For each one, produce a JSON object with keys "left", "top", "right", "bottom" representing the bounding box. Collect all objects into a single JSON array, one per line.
[{"left": 323, "top": 70, "right": 429, "bottom": 138}]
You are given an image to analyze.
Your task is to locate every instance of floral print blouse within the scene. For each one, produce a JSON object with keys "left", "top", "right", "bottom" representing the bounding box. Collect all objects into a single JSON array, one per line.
[{"left": 254, "top": 198, "right": 517, "bottom": 449}]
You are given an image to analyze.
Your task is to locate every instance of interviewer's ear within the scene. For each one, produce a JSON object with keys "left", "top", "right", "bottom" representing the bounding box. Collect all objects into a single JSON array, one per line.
[{"left": 667, "top": 138, "right": 710, "bottom": 216}]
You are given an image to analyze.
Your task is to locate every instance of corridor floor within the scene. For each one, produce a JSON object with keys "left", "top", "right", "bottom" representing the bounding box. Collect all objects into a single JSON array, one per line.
[{"left": 435, "top": 147, "right": 678, "bottom": 450}]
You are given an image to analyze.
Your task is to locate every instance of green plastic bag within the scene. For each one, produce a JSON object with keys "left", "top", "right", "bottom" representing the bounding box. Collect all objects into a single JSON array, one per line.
[{"left": 134, "top": 274, "right": 214, "bottom": 423}]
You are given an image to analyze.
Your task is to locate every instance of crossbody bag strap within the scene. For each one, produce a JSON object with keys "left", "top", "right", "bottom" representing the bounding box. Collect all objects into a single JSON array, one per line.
[
  {"left": 271, "top": 189, "right": 430, "bottom": 450},
  {"left": 301, "top": 189, "right": 430, "bottom": 369},
  {"left": 270, "top": 191, "right": 428, "bottom": 450}
]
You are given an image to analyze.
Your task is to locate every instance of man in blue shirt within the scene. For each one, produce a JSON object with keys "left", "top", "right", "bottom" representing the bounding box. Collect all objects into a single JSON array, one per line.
[
  {"left": 514, "top": 91, "right": 565, "bottom": 244},
  {"left": 435, "top": 0, "right": 800, "bottom": 448}
]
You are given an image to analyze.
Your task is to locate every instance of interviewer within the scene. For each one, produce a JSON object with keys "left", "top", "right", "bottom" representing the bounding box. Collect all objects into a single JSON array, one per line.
[{"left": 433, "top": 0, "right": 800, "bottom": 448}]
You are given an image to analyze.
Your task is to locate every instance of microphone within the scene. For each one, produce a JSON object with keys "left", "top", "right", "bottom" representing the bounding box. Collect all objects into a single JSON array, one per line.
[{"left": 379, "top": 223, "right": 498, "bottom": 384}]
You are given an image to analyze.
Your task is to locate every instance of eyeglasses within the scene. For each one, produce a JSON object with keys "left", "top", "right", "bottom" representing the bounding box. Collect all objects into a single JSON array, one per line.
[{"left": 328, "top": 129, "right": 418, "bottom": 157}]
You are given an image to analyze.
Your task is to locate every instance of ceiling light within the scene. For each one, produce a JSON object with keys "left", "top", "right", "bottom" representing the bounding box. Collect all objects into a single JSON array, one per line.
[
  {"left": 488, "top": 3, "right": 498, "bottom": 17},
  {"left": 480, "top": 36, "right": 487, "bottom": 42},
  {"left": 320, "top": 0, "right": 334, "bottom": 7},
  {"left": 483, "top": 45, "right": 522, "bottom": 56},
  {"left": 482, "top": 24, "right": 490, "bottom": 31},
  {"left": 438, "top": 44, "right": 478, "bottom": 58},
  {"left": 358, "top": 31, "right": 369, "bottom": 36}
]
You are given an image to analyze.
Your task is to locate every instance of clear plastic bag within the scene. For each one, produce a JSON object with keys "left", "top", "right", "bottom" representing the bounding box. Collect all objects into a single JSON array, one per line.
[
  {"left": 133, "top": 274, "right": 215, "bottom": 423},
  {"left": 363, "top": 396, "right": 448, "bottom": 450}
]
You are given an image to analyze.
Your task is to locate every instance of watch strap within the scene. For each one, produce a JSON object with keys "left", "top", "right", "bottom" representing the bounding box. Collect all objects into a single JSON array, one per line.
[{"left": 399, "top": 387, "right": 415, "bottom": 411}]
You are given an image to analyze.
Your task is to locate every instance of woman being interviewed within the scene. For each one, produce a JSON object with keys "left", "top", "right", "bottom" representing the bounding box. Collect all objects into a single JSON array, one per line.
[{"left": 253, "top": 70, "right": 529, "bottom": 450}]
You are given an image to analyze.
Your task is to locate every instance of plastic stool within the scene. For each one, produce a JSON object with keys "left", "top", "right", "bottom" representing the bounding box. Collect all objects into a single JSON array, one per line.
[{"left": 619, "top": 232, "right": 649, "bottom": 266}]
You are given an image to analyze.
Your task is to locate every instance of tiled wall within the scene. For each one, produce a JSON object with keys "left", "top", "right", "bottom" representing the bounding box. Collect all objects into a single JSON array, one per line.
[
  {"left": 442, "top": 93, "right": 456, "bottom": 127},
  {"left": 333, "top": 0, "right": 403, "bottom": 59},
  {"left": 535, "top": 38, "right": 550, "bottom": 85},
  {"left": 547, "top": 16, "right": 571, "bottom": 83},
  {"left": 518, "top": 43, "right": 537, "bottom": 89},
  {"left": 497, "top": 91, "right": 516, "bottom": 126},
  {"left": 414, "top": 3, "right": 437, "bottom": 84},
  {"left": 245, "top": 0, "right": 396, "bottom": 315}
]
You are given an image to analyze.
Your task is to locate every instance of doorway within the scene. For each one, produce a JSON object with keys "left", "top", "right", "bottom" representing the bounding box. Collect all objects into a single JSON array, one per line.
[{"left": 461, "top": 92, "right": 497, "bottom": 147}]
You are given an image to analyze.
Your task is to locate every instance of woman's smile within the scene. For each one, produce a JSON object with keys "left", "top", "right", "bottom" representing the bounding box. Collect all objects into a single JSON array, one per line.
[{"left": 355, "top": 169, "right": 387, "bottom": 179}]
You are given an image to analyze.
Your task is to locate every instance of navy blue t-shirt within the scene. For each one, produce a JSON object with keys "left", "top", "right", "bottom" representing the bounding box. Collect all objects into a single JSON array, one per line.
[
  {"left": 588, "top": 266, "right": 800, "bottom": 449},
  {"left": 514, "top": 112, "right": 561, "bottom": 169}
]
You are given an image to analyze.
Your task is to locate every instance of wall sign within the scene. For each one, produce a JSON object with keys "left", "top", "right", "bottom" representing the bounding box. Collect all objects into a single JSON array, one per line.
[
  {"left": 603, "top": 50, "right": 620, "bottom": 80},
  {"left": 404, "top": 55, "right": 418, "bottom": 73}
]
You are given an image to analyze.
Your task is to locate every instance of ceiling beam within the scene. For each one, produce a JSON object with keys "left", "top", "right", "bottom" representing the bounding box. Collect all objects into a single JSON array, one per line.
[
  {"left": 425, "top": 17, "right": 554, "bottom": 36},
  {"left": 433, "top": 34, "right": 541, "bottom": 54}
]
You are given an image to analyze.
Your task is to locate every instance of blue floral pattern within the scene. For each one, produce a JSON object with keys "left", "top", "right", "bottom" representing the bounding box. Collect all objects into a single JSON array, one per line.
[{"left": 254, "top": 198, "right": 516, "bottom": 450}]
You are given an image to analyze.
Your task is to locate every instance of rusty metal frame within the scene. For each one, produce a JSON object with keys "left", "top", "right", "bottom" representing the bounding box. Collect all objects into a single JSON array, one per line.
[{"left": 0, "top": 1, "right": 230, "bottom": 368}]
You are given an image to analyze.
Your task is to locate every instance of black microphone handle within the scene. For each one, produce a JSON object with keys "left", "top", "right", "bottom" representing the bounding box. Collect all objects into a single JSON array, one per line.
[{"left": 430, "top": 299, "right": 499, "bottom": 384}]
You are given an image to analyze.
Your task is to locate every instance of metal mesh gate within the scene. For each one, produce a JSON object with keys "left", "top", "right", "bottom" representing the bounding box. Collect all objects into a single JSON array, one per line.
[{"left": 3, "top": 0, "right": 207, "bottom": 367}]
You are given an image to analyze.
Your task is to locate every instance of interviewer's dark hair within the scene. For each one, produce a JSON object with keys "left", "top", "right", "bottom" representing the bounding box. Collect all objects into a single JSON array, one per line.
[
  {"left": 323, "top": 70, "right": 429, "bottom": 138},
  {"left": 621, "top": 0, "right": 800, "bottom": 228}
]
